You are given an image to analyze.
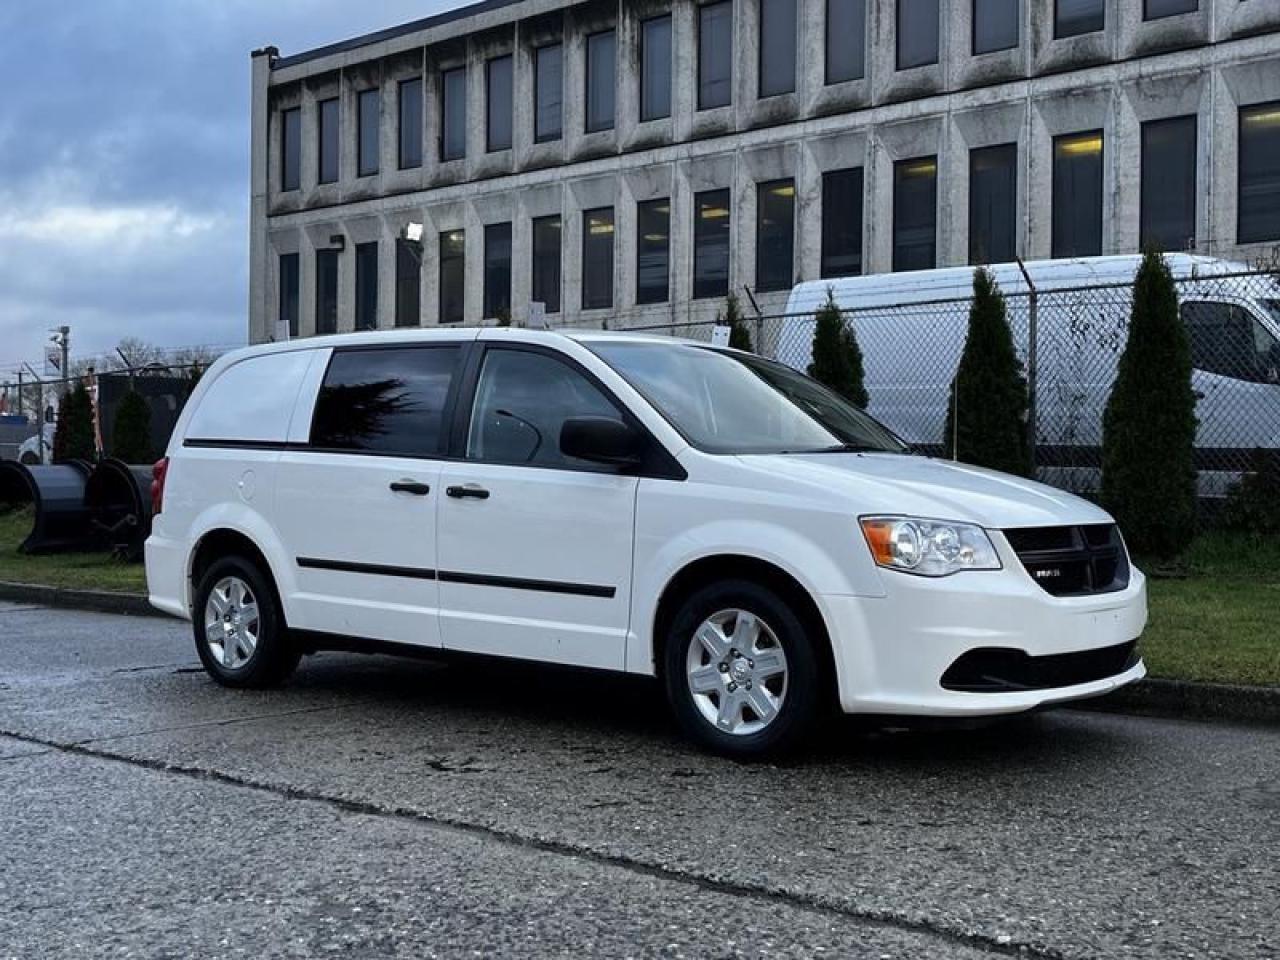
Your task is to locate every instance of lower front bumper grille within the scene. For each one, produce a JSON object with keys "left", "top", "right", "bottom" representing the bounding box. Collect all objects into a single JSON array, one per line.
[{"left": 940, "top": 640, "right": 1140, "bottom": 693}]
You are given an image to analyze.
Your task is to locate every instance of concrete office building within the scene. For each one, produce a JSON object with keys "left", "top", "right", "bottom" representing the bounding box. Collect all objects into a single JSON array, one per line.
[{"left": 248, "top": 0, "right": 1280, "bottom": 342}]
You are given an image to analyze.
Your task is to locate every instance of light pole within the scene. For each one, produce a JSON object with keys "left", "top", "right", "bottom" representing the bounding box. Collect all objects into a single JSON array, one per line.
[{"left": 49, "top": 326, "right": 71, "bottom": 396}]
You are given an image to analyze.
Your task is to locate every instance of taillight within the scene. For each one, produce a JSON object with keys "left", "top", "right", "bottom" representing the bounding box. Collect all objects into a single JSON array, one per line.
[{"left": 151, "top": 457, "right": 169, "bottom": 516}]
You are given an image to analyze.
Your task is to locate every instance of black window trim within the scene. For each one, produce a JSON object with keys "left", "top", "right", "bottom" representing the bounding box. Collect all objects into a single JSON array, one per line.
[{"left": 447, "top": 342, "right": 686, "bottom": 480}]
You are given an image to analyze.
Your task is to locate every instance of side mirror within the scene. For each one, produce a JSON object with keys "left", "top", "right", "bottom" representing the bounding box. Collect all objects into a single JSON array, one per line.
[{"left": 560, "top": 417, "right": 642, "bottom": 468}]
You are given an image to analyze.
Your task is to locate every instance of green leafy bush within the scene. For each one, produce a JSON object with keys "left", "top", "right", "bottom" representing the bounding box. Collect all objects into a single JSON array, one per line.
[
  {"left": 1101, "top": 250, "right": 1198, "bottom": 559},
  {"left": 944, "top": 268, "right": 1031, "bottom": 476},
  {"left": 1220, "top": 449, "right": 1280, "bottom": 536},
  {"left": 807, "top": 289, "right": 868, "bottom": 407}
]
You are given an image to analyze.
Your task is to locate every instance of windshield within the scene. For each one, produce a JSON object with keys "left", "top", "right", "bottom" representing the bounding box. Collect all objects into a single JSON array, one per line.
[{"left": 589, "top": 341, "right": 908, "bottom": 455}]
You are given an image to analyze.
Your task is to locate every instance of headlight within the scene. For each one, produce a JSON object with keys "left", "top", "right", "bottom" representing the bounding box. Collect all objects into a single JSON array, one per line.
[{"left": 860, "top": 516, "right": 1001, "bottom": 577}]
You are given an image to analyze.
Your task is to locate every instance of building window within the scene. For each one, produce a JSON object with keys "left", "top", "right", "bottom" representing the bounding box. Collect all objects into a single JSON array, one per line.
[
  {"left": 825, "top": 0, "right": 866, "bottom": 84},
  {"left": 893, "top": 157, "right": 938, "bottom": 272},
  {"left": 279, "top": 253, "right": 300, "bottom": 338},
  {"left": 398, "top": 79, "right": 423, "bottom": 170},
  {"left": 582, "top": 208, "right": 615, "bottom": 310},
  {"left": 534, "top": 44, "right": 563, "bottom": 143},
  {"left": 641, "top": 15, "right": 673, "bottom": 122},
  {"left": 585, "top": 30, "right": 616, "bottom": 134},
  {"left": 281, "top": 108, "right": 301, "bottom": 191},
  {"left": 1239, "top": 102, "right": 1280, "bottom": 244},
  {"left": 759, "top": 0, "right": 797, "bottom": 98},
  {"left": 699, "top": 2, "right": 733, "bottom": 110},
  {"left": 486, "top": 55, "right": 513, "bottom": 152},
  {"left": 484, "top": 223, "right": 512, "bottom": 320},
  {"left": 973, "top": 0, "right": 1018, "bottom": 54},
  {"left": 439, "top": 230, "right": 465, "bottom": 324},
  {"left": 694, "top": 189, "right": 732, "bottom": 300},
  {"left": 897, "top": 0, "right": 939, "bottom": 70},
  {"left": 821, "top": 168, "right": 863, "bottom": 278},
  {"left": 318, "top": 98, "right": 340, "bottom": 185},
  {"left": 637, "top": 199, "right": 671, "bottom": 305},
  {"left": 316, "top": 249, "right": 339, "bottom": 335},
  {"left": 756, "top": 180, "right": 795, "bottom": 292},
  {"left": 441, "top": 67, "right": 467, "bottom": 162},
  {"left": 1052, "top": 131, "right": 1104, "bottom": 257},
  {"left": 1055, "top": 0, "right": 1104, "bottom": 39},
  {"left": 1144, "top": 0, "right": 1197, "bottom": 20},
  {"left": 395, "top": 240, "right": 420, "bottom": 327},
  {"left": 1141, "top": 116, "right": 1197, "bottom": 253},
  {"left": 355, "top": 242, "right": 378, "bottom": 331},
  {"left": 969, "top": 143, "right": 1018, "bottom": 264},
  {"left": 357, "top": 89, "right": 380, "bottom": 178},
  {"left": 532, "top": 215, "right": 562, "bottom": 314}
]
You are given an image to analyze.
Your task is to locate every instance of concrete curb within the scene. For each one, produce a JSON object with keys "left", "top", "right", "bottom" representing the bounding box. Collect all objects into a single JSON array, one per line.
[
  {"left": 1, "top": 581, "right": 1275, "bottom": 726},
  {"left": 0, "top": 581, "right": 161, "bottom": 619},
  {"left": 1073, "top": 677, "right": 1280, "bottom": 727}
]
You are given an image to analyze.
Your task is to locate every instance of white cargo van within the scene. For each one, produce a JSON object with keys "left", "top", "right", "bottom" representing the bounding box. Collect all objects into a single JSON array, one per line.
[
  {"left": 146, "top": 328, "right": 1147, "bottom": 756},
  {"left": 783, "top": 255, "right": 1280, "bottom": 496}
]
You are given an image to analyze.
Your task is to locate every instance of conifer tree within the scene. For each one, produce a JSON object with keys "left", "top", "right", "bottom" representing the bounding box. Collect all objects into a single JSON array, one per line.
[
  {"left": 52, "top": 381, "right": 96, "bottom": 463},
  {"left": 944, "top": 268, "right": 1031, "bottom": 476},
  {"left": 1101, "top": 249, "right": 1198, "bottom": 558},
  {"left": 111, "top": 390, "right": 154, "bottom": 464},
  {"left": 808, "top": 289, "right": 868, "bottom": 407}
]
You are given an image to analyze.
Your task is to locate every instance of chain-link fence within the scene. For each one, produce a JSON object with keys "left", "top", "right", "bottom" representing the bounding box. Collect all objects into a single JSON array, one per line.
[
  {"left": 0, "top": 362, "right": 211, "bottom": 465},
  {"left": 614, "top": 268, "right": 1280, "bottom": 502}
]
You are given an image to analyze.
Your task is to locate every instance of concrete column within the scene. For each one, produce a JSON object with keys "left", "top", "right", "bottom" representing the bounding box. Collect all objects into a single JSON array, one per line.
[{"left": 249, "top": 47, "right": 278, "bottom": 343}]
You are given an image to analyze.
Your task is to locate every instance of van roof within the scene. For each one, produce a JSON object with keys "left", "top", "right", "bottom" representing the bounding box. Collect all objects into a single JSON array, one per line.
[
  {"left": 787, "top": 254, "right": 1254, "bottom": 315},
  {"left": 213, "top": 326, "right": 703, "bottom": 367}
]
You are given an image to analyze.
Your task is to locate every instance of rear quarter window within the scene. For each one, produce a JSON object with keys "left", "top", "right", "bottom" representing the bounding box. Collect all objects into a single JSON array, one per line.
[
  {"left": 309, "top": 346, "right": 462, "bottom": 457},
  {"left": 185, "top": 350, "right": 314, "bottom": 444}
]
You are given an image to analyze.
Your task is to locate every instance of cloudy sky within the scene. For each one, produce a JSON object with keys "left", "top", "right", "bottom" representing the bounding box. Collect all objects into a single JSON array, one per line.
[{"left": 0, "top": 0, "right": 466, "bottom": 379}]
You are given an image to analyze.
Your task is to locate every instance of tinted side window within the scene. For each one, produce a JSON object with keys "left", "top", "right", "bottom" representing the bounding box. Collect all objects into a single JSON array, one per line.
[
  {"left": 466, "top": 349, "right": 625, "bottom": 469},
  {"left": 311, "top": 347, "right": 461, "bottom": 457},
  {"left": 1183, "top": 302, "right": 1280, "bottom": 384}
]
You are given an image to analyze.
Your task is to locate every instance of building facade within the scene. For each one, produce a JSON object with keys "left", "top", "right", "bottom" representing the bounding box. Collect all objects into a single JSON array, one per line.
[{"left": 249, "top": 0, "right": 1280, "bottom": 343}]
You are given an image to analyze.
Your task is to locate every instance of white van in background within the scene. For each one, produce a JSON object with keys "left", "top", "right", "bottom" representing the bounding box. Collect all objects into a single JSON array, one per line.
[{"left": 782, "top": 255, "right": 1280, "bottom": 497}]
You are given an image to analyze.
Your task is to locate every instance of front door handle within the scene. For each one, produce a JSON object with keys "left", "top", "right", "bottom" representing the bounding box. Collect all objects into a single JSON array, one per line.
[
  {"left": 446, "top": 484, "right": 491, "bottom": 500},
  {"left": 390, "top": 480, "right": 431, "bottom": 496}
]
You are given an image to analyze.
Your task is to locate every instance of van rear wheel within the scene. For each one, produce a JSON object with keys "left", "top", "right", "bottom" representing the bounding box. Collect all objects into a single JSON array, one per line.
[
  {"left": 664, "top": 579, "right": 821, "bottom": 758},
  {"left": 192, "top": 555, "right": 299, "bottom": 688}
]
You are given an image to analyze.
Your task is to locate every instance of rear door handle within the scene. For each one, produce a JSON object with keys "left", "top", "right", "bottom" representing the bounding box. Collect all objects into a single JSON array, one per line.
[
  {"left": 390, "top": 480, "right": 431, "bottom": 496},
  {"left": 446, "top": 484, "right": 490, "bottom": 500}
]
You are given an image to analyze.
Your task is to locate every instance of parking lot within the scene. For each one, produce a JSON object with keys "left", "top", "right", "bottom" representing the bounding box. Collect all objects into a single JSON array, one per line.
[{"left": 1, "top": 600, "right": 1276, "bottom": 959}]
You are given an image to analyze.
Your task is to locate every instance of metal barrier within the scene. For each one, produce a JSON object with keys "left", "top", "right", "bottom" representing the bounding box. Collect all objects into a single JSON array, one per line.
[
  {"left": 0, "top": 460, "right": 95, "bottom": 554},
  {"left": 84, "top": 458, "right": 154, "bottom": 561}
]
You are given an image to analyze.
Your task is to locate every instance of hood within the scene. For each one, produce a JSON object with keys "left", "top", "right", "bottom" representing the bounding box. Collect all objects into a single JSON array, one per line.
[{"left": 735, "top": 452, "right": 1114, "bottom": 530}]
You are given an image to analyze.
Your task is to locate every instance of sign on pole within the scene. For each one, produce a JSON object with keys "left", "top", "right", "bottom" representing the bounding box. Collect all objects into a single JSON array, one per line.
[{"left": 44, "top": 345, "right": 62, "bottom": 378}]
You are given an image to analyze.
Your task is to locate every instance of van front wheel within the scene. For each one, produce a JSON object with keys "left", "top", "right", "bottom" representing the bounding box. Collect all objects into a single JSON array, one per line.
[
  {"left": 664, "top": 580, "right": 821, "bottom": 758},
  {"left": 192, "top": 555, "right": 299, "bottom": 688}
]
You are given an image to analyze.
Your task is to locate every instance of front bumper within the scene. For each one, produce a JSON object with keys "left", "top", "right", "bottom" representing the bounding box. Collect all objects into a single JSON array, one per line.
[{"left": 819, "top": 561, "right": 1148, "bottom": 718}]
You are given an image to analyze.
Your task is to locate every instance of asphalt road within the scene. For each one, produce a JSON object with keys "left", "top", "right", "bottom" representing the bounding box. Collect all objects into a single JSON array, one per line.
[{"left": 0, "top": 601, "right": 1276, "bottom": 959}]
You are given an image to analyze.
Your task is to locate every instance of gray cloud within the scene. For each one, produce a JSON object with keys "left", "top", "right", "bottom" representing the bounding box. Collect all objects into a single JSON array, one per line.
[{"left": 0, "top": 0, "right": 461, "bottom": 379}]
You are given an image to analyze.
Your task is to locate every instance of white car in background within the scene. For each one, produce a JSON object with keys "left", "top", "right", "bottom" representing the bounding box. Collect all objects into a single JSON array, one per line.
[{"left": 146, "top": 329, "right": 1147, "bottom": 756}]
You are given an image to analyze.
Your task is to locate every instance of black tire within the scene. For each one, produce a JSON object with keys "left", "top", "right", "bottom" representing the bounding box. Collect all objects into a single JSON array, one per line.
[
  {"left": 663, "top": 579, "right": 822, "bottom": 759},
  {"left": 192, "top": 554, "right": 300, "bottom": 688}
]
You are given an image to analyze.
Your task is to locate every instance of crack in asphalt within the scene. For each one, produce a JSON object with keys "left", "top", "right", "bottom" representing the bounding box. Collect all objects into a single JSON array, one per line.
[{"left": 0, "top": 726, "right": 1072, "bottom": 960}]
